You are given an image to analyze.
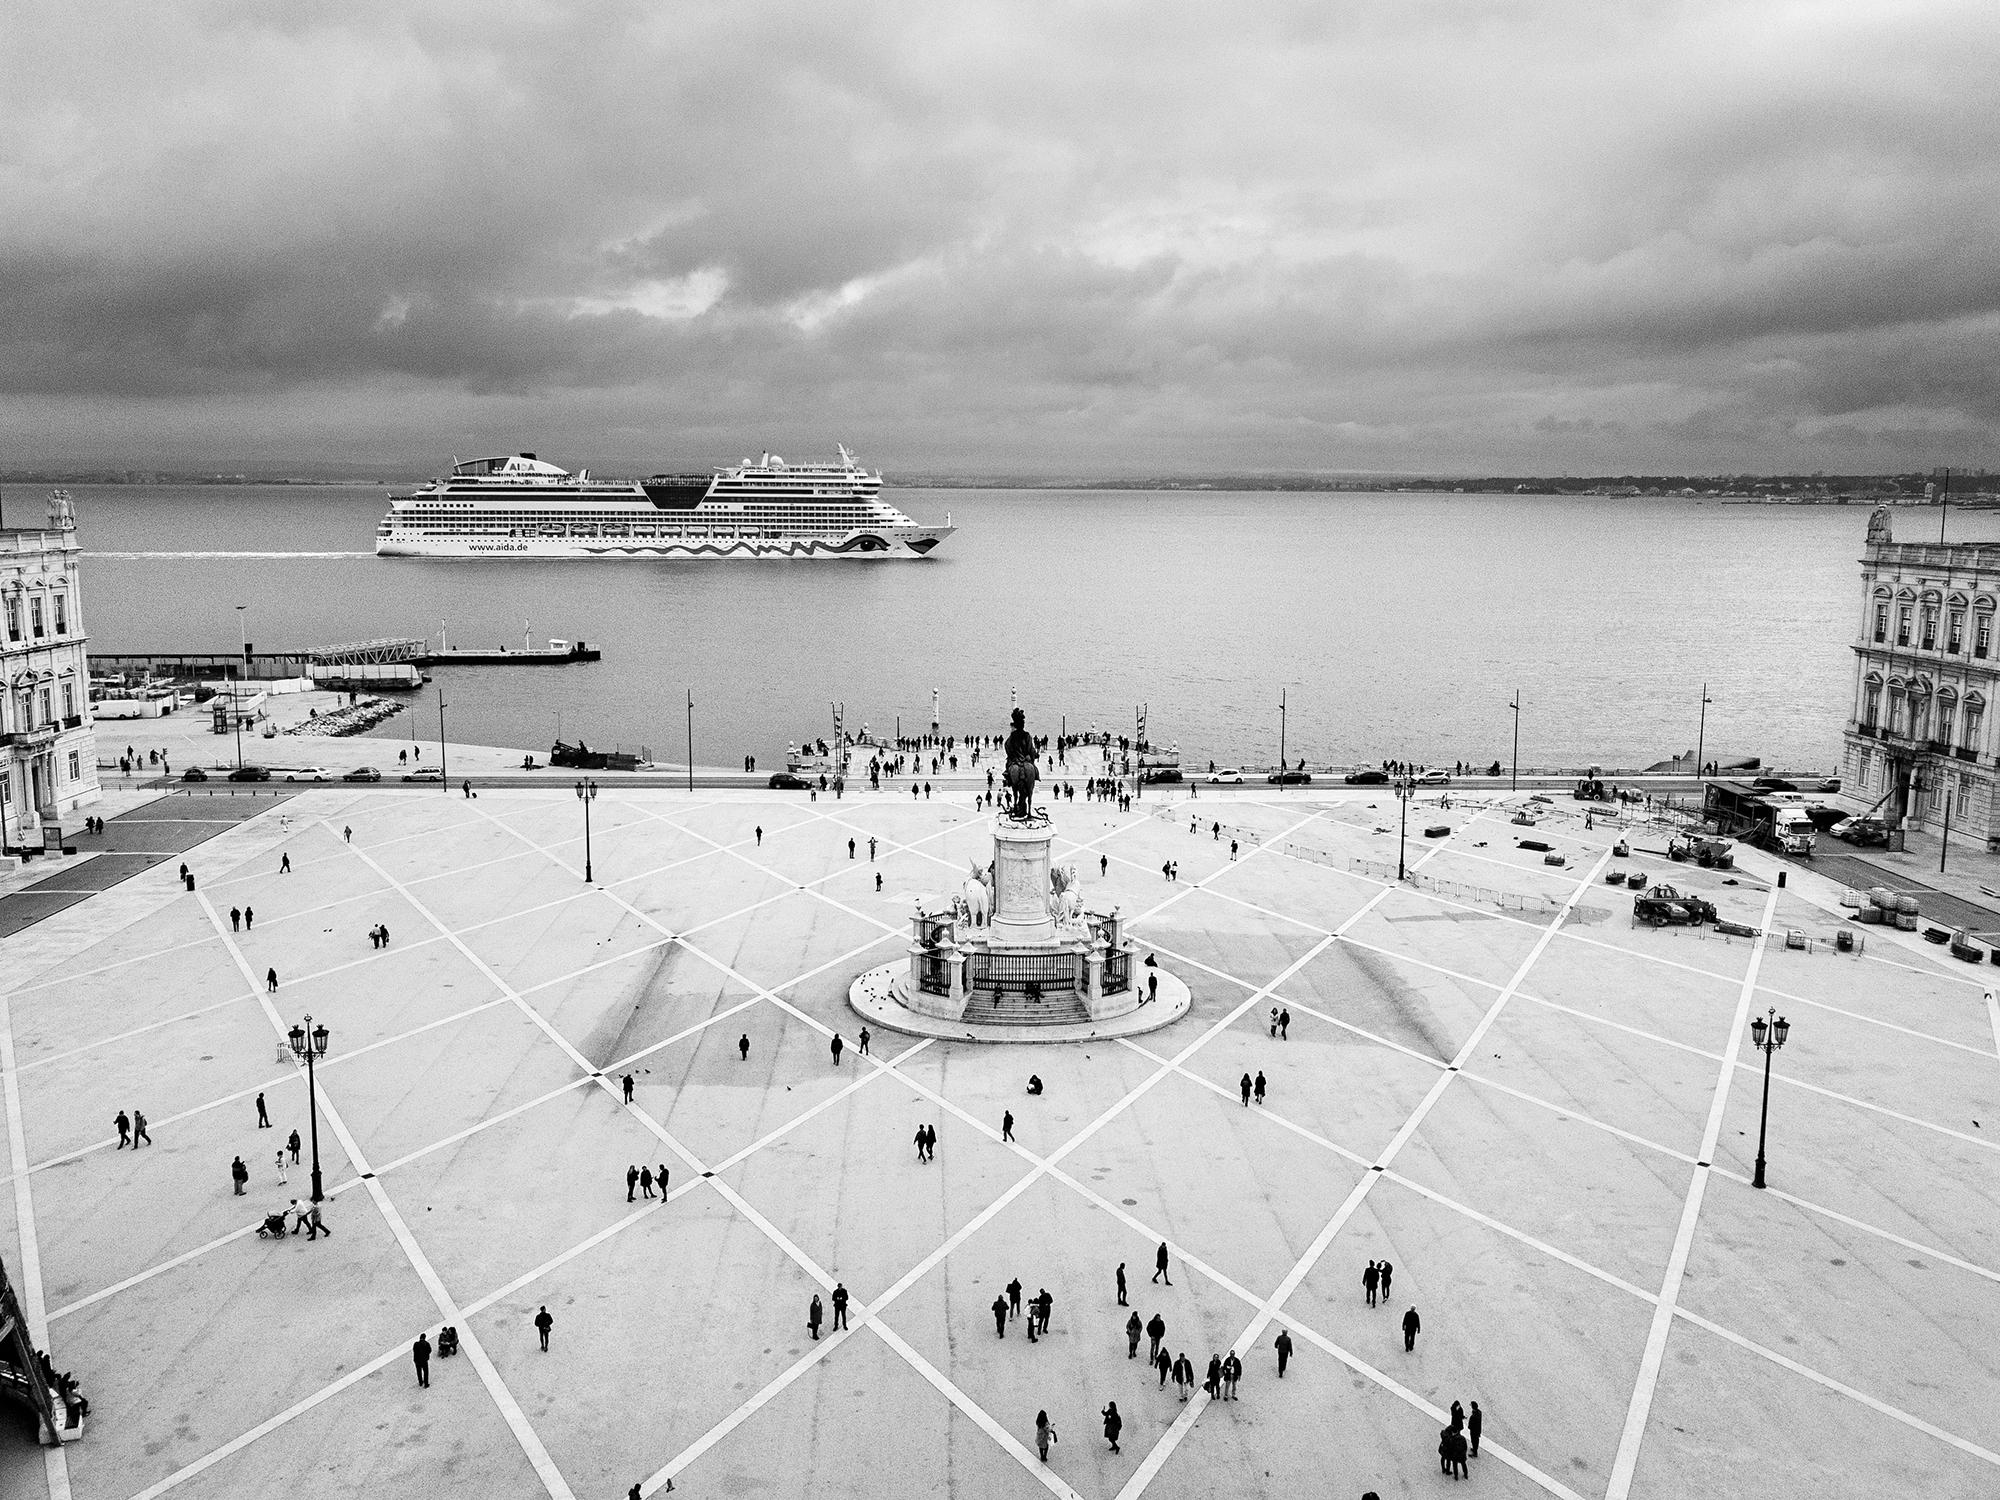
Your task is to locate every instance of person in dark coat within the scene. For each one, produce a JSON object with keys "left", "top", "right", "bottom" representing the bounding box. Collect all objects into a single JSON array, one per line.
[
  {"left": 1204, "top": 1354, "right": 1222, "bottom": 1397},
  {"left": 1448, "top": 1427, "right": 1469, "bottom": 1479},
  {"left": 1154, "top": 1345, "right": 1172, "bottom": 1388},
  {"left": 1034, "top": 1410, "right": 1056, "bottom": 1463},
  {"left": 1450, "top": 1399, "right": 1464, "bottom": 1431},
  {"left": 1116, "top": 1261, "right": 1127, "bottom": 1305},
  {"left": 115, "top": 1110, "right": 131, "bottom": 1148},
  {"left": 1154, "top": 1241, "right": 1171, "bottom": 1285},
  {"left": 231, "top": 1155, "right": 248, "bottom": 1194},
  {"left": 1173, "top": 1352, "right": 1193, "bottom": 1400},
  {"left": 1402, "top": 1307, "right": 1420, "bottom": 1352},
  {"left": 1126, "top": 1311, "right": 1142, "bottom": 1358},
  {"left": 1146, "top": 1312, "right": 1166, "bottom": 1363},
  {"left": 809, "top": 1294, "right": 824, "bottom": 1340},
  {"left": 1363, "top": 1260, "right": 1379, "bottom": 1307},
  {"left": 831, "top": 1033, "right": 844, "bottom": 1066},
  {"left": 1379, "top": 1260, "right": 1393, "bottom": 1298},
  {"left": 1253, "top": 1071, "right": 1267, "bottom": 1104},
  {"left": 1239, "top": 1072, "right": 1252, "bottom": 1106},
  {"left": 640, "top": 1166, "right": 654, "bottom": 1199},
  {"left": 1274, "top": 1328, "right": 1293, "bottom": 1377},
  {"left": 831, "top": 1283, "right": 849, "bottom": 1330},
  {"left": 739, "top": 1033, "right": 750, "bottom": 1061},
  {"left": 255, "top": 1092, "right": 269, "bottom": 1128},
  {"left": 1438, "top": 1427, "right": 1454, "bottom": 1476},
  {"left": 534, "top": 1306, "right": 553, "bottom": 1351},
  {"left": 1101, "top": 1401, "right": 1122, "bottom": 1453},
  {"left": 627, "top": 1164, "right": 639, "bottom": 1202},
  {"left": 412, "top": 1333, "right": 431, "bottom": 1387},
  {"left": 1468, "top": 1401, "right": 1483, "bottom": 1457},
  {"left": 992, "top": 1295, "right": 1009, "bottom": 1338},
  {"left": 287, "top": 1128, "right": 301, "bottom": 1165},
  {"left": 1007, "top": 1277, "right": 1023, "bottom": 1321}
]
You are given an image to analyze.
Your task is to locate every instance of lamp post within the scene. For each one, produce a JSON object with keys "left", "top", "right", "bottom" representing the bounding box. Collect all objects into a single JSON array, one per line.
[
  {"left": 1508, "top": 690, "right": 1521, "bottom": 792},
  {"left": 436, "top": 689, "right": 448, "bottom": 792},
  {"left": 233, "top": 605, "right": 249, "bottom": 770},
  {"left": 686, "top": 688, "right": 694, "bottom": 793},
  {"left": 1696, "top": 682, "right": 1713, "bottom": 780},
  {"left": 1278, "top": 688, "right": 1287, "bottom": 782},
  {"left": 575, "top": 778, "right": 597, "bottom": 882},
  {"left": 1395, "top": 772, "right": 1415, "bottom": 880},
  {"left": 1748, "top": 1006, "right": 1790, "bottom": 1189},
  {"left": 285, "top": 1015, "right": 331, "bottom": 1204}
]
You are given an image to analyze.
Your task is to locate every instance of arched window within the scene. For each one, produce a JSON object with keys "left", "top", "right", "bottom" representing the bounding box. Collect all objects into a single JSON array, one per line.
[
  {"left": 1938, "top": 688, "right": 1959, "bottom": 746},
  {"left": 1863, "top": 672, "right": 1884, "bottom": 728},
  {"left": 1966, "top": 694, "right": 1987, "bottom": 754}
]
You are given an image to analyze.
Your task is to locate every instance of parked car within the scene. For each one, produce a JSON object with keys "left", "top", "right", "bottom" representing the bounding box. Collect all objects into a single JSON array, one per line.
[
  {"left": 342, "top": 766, "right": 382, "bottom": 782},
  {"left": 283, "top": 767, "right": 330, "bottom": 782},
  {"left": 1344, "top": 770, "right": 1389, "bottom": 785},
  {"left": 402, "top": 767, "right": 445, "bottom": 783},
  {"left": 181, "top": 767, "right": 209, "bottom": 782},
  {"left": 1830, "top": 815, "right": 1891, "bottom": 848},
  {"left": 1751, "top": 776, "right": 1799, "bottom": 793},
  {"left": 1207, "top": 767, "right": 1245, "bottom": 784},
  {"left": 768, "top": 772, "right": 810, "bottom": 789},
  {"left": 227, "top": 766, "right": 271, "bottom": 782},
  {"left": 1267, "top": 769, "right": 1313, "bottom": 785},
  {"left": 1416, "top": 769, "right": 1452, "bottom": 785},
  {"left": 1140, "top": 767, "right": 1183, "bottom": 785}
]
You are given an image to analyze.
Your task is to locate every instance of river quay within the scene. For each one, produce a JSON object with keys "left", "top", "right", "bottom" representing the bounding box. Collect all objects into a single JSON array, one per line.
[{"left": 0, "top": 782, "right": 1993, "bottom": 1500}]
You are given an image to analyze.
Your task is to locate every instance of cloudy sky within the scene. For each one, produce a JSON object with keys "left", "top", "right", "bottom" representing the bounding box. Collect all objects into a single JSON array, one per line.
[{"left": 4, "top": 1, "right": 1995, "bottom": 476}]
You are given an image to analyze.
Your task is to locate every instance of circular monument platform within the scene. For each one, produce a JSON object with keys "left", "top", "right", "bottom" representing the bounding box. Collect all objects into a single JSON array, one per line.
[{"left": 849, "top": 957, "right": 1192, "bottom": 1044}]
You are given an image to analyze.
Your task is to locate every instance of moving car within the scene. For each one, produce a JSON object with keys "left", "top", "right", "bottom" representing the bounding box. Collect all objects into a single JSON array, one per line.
[
  {"left": 1344, "top": 770, "right": 1389, "bottom": 785},
  {"left": 1140, "top": 767, "right": 1183, "bottom": 785},
  {"left": 768, "top": 772, "right": 811, "bottom": 789},
  {"left": 1267, "top": 769, "right": 1312, "bottom": 785},
  {"left": 401, "top": 767, "right": 445, "bottom": 783},
  {"left": 342, "top": 766, "right": 382, "bottom": 782},
  {"left": 283, "top": 767, "right": 331, "bottom": 782},
  {"left": 181, "top": 767, "right": 209, "bottom": 782},
  {"left": 1416, "top": 769, "right": 1451, "bottom": 785},
  {"left": 1207, "top": 768, "right": 1245, "bottom": 784},
  {"left": 1751, "top": 776, "right": 1799, "bottom": 793},
  {"left": 227, "top": 766, "right": 271, "bottom": 782}
]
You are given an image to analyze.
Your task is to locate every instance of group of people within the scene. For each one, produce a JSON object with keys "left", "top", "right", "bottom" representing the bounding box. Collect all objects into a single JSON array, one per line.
[
  {"left": 1437, "top": 1399, "right": 1484, "bottom": 1478},
  {"left": 624, "top": 1163, "right": 671, "bottom": 1201},
  {"left": 991, "top": 1278, "right": 1056, "bottom": 1340},
  {"left": 805, "top": 1283, "right": 852, "bottom": 1339},
  {"left": 367, "top": 923, "right": 392, "bottom": 949},
  {"left": 911, "top": 1123, "right": 938, "bottom": 1162}
]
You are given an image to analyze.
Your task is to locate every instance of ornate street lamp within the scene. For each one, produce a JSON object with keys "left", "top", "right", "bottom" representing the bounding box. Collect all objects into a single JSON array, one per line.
[
  {"left": 1395, "top": 773, "right": 1416, "bottom": 881},
  {"left": 576, "top": 778, "right": 598, "bottom": 882},
  {"left": 1748, "top": 1007, "right": 1790, "bottom": 1189},
  {"left": 286, "top": 1016, "right": 332, "bottom": 1204}
]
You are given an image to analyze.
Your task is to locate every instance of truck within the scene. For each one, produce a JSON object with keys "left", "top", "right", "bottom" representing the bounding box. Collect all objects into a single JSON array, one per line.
[{"left": 1769, "top": 802, "right": 1818, "bottom": 857}]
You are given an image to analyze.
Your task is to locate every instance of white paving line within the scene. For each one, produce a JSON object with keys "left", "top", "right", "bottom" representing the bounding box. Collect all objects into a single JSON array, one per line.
[
  {"left": 1987, "top": 984, "right": 2000, "bottom": 1061},
  {"left": 196, "top": 891, "right": 578, "bottom": 1500},
  {"left": 1605, "top": 881, "right": 1781, "bottom": 1500}
]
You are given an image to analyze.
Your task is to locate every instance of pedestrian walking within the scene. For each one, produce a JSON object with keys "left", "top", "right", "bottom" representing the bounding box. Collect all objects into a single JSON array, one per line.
[
  {"left": 1154, "top": 1345, "right": 1172, "bottom": 1387},
  {"left": 809, "top": 1293, "right": 824, "bottom": 1340},
  {"left": 275, "top": 1148, "right": 288, "bottom": 1184},
  {"left": 1116, "top": 1262, "right": 1127, "bottom": 1306},
  {"left": 1154, "top": 1241, "right": 1171, "bottom": 1285},
  {"left": 848, "top": 838, "right": 856, "bottom": 859},
  {"left": 831, "top": 1033, "right": 844, "bottom": 1066},
  {"left": 1126, "top": 1311, "right": 1142, "bottom": 1358},
  {"left": 1253, "top": 1070, "right": 1267, "bottom": 1105},
  {"left": 1002, "top": 1109, "right": 1015, "bottom": 1142},
  {"left": 658, "top": 1163, "right": 669, "bottom": 1195},
  {"left": 1147, "top": 971, "right": 1158, "bottom": 1005},
  {"left": 1278, "top": 1007, "right": 1290, "bottom": 1040},
  {"left": 640, "top": 1166, "right": 654, "bottom": 1199},
  {"left": 875, "top": 872, "right": 882, "bottom": 892},
  {"left": 858, "top": 1027, "right": 870, "bottom": 1055},
  {"left": 868, "top": 837, "right": 877, "bottom": 860},
  {"left": 303, "top": 1202, "right": 329, "bottom": 1240},
  {"left": 831, "top": 1282, "right": 850, "bottom": 1330},
  {"left": 115, "top": 1110, "right": 131, "bottom": 1148},
  {"left": 1034, "top": 1411, "right": 1057, "bottom": 1464},
  {"left": 343, "top": 826, "right": 351, "bottom": 843},
  {"left": 739, "top": 1033, "right": 750, "bottom": 1061},
  {"left": 1146, "top": 1312, "right": 1166, "bottom": 1363},
  {"left": 1101, "top": 1401, "right": 1122, "bottom": 1453},
  {"left": 1229, "top": 840, "right": 1238, "bottom": 860},
  {"left": 1274, "top": 1328, "right": 1292, "bottom": 1377},
  {"left": 288, "top": 1128, "right": 301, "bottom": 1164},
  {"left": 1204, "top": 1354, "right": 1221, "bottom": 1398},
  {"left": 622, "top": 1073, "right": 635, "bottom": 1103},
  {"left": 280, "top": 853, "right": 291, "bottom": 873},
  {"left": 755, "top": 825, "right": 763, "bottom": 846},
  {"left": 1468, "top": 1401, "right": 1483, "bottom": 1457},
  {"left": 133, "top": 1109, "right": 150, "bottom": 1146},
  {"left": 413, "top": 1332, "right": 431, "bottom": 1387},
  {"left": 1173, "top": 1352, "right": 1193, "bottom": 1400},
  {"left": 1222, "top": 1351, "right": 1241, "bottom": 1399},
  {"left": 992, "top": 1294, "right": 1009, "bottom": 1338},
  {"left": 913, "top": 1124, "right": 928, "bottom": 1163},
  {"left": 244, "top": 906, "right": 252, "bottom": 929},
  {"left": 1100, "top": 854, "right": 1107, "bottom": 876},
  {"left": 231, "top": 1155, "right": 248, "bottom": 1195},
  {"left": 1269, "top": 1005, "right": 1278, "bottom": 1037},
  {"left": 256, "top": 1092, "right": 270, "bottom": 1128},
  {"left": 535, "top": 1306, "right": 553, "bottom": 1351},
  {"left": 627, "top": 1165, "right": 639, "bottom": 1202},
  {"left": 1035, "top": 1288, "right": 1053, "bottom": 1335},
  {"left": 1379, "top": 1260, "right": 1393, "bottom": 1299},
  {"left": 1239, "top": 1072, "right": 1251, "bottom": 1106},
  {"left": 266, "top": 967, "right": 278, "bottom": 993},
  {"left": 1402, "top": 1306, "right": 1420, "bottom": 1352},
  {"left": 1007, "top": 1277, "right": 1023, "bottom": 1321},
  {"left": 230, "top": 906, "right": 242, "bottom": 931}
]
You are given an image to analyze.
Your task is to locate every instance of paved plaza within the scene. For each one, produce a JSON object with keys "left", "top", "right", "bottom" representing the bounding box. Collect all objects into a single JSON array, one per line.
[{"left": 1, "top": 783, "right": 1997, "bottom": 1499}]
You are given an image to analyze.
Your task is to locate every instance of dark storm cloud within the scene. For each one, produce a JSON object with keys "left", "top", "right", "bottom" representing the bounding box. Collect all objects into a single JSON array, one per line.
[{"left": 4, "top": 0, "right": 1997, "bottom": 472}]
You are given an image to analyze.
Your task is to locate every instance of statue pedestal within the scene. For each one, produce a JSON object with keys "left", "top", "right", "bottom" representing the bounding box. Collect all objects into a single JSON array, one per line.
[{"left": 988, "top": 815, "right": 1056, "bottom": 947}]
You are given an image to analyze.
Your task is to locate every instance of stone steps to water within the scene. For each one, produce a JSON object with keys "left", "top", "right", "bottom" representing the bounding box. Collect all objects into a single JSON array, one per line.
[{"left": 965, "top": 991, "right": 1091, "bottom": 1025}]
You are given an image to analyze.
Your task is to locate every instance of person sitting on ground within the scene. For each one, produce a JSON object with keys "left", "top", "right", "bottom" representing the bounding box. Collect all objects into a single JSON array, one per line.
[{"left": 1026, "top": 1074, "right": 1044, "bottom": 1095}]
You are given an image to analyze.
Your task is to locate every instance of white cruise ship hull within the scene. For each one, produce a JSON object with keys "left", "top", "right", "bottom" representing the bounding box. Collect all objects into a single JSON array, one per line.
[{"left": 375, "top": 526, "right": 952, "bottom": 560}]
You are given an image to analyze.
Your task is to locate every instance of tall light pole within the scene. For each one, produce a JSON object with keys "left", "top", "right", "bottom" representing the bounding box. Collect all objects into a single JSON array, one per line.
[
  {"left": 1508, "top": 690, "right": 1521, "bottom": 792},
  {"left": 286, "top": 1015, "right": 331, "bottom": 1204},
  {"left": 1395, "top": 772, "right": 1415, "bottom": 880},
  {"left": 1279, "top": 688, "right": 1287, "bottom": 779},
  {"left": 1748, "top": 1007, "right": 1789, "bottom": 1189},
  {"left": 436, "top": 689, "right": 448, "bottom": 792},
  {"left": 233, "top": 605, "right": 248, "bottom": 770},
  {"left": 1696, "top": 683, "right": 1713, "bottom": 780},
  {"left": 575, "top": 779, "right": 597, "bottom": 882},
  {"left": 686, "top": 688, "right": 694, "bottom": 793}
]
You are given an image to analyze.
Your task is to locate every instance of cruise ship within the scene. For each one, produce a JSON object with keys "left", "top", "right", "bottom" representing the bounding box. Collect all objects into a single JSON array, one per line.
[{"left": 374, "top": 448, "right": 952, "bottom": 560}]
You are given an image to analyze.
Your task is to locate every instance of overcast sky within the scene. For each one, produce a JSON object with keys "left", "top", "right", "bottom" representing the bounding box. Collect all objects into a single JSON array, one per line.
[{"left": 4, "top": 1, "right": 1995, "bottom": 476}]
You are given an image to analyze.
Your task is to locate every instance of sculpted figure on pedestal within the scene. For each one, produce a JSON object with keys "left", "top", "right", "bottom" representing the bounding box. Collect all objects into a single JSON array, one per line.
[{"left": 1003, "top": 707, "right": 1040, "bottom": 819}]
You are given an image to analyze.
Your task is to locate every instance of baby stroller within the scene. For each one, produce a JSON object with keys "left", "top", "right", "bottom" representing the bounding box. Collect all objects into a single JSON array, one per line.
[{"left": 256, "top": 1211, "right": 289, "bottom": 1240}]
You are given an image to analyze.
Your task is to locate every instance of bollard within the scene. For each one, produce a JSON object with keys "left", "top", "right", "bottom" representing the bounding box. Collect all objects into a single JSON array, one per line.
[{"left": 1777, "top": 870, "right": 1787, "bottom": 888}]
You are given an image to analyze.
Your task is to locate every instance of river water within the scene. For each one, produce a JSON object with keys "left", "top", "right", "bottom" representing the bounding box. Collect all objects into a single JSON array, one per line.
[{"left": 65, "top": 483, "right": 1899, "bottom": 771}]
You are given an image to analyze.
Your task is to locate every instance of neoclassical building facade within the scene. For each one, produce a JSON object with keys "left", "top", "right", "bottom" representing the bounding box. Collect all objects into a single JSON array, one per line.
[
  {"left": 0, "top": 493, "right": 98, "bottom": 838},
  {"left": 1844, "top": 507, "right": 2000, "bottom": 846}
]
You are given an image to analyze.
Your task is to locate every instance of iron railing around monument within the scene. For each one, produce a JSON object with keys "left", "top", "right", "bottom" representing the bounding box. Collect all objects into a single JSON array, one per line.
[
  {"left": 917, "top": 953, "right": 953, "bottom": 996},
  {"left": 1103, "top": 950, "right": 1131, "bottom": 994},
  {"left": 970, "top": 950, "right": 1077, "bottom": 994}
]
